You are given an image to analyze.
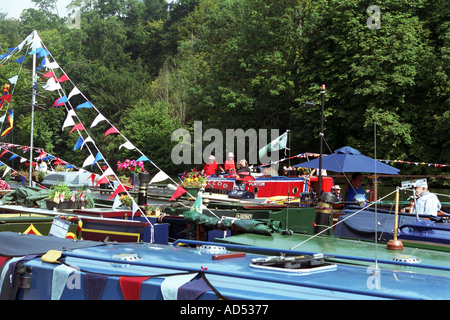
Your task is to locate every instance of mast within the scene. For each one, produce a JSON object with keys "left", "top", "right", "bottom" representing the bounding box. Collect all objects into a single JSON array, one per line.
[{"left": 29, "top": 30, "right": 38, "bottom": 186}]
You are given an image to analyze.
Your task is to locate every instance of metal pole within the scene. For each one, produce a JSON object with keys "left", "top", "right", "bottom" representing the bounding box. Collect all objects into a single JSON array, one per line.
[
  {"left": 29, "top": 31, "right": 37, "bottom": 187},
  {"left": 318, "top": 84, "right": 325, "bottom": 198}
]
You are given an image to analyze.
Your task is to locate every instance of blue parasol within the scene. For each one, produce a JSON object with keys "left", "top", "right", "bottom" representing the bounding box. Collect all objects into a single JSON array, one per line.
[{"left": 293, "top": 146, "right": 400, "bottom": 174}]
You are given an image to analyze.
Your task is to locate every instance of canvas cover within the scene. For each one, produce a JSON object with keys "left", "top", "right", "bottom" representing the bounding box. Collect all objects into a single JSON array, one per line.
[{"left": 0, "top": 231, "right": 104, "bottom": 257}]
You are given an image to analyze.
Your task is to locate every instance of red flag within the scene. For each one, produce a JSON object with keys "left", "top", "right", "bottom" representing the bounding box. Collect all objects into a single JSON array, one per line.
[
  {"left": 104, "top": 127, "right": 119, "bottom": 140},
  {"left": 0, "top": 150, "right": 9, "bottom": 158},
  {"left": 0, "top": 94, "right": 12, "bottom": 103},
  {"left": 94, "top": 176, "right": 109, "bottom": 187},
  {"left": 169, "top": 185, "right": 187, "bottom": 201},
  {"left": 56, "top": 74, "right": 69, "bottom": 83},
  {"left": 119, "top": 276, "right": 151, "bottom": 300},
  {"left": 69, "top": 123, "right": 84, "bottom": 135},
  {"left": 42, "top": 70, "right": 55, "bottom": 81},
  {"left": 87, "top": 173, "right": 96, "bottom": 186},
  {"left": 107, "top": 184, "right": 127, "bottom": 200}
]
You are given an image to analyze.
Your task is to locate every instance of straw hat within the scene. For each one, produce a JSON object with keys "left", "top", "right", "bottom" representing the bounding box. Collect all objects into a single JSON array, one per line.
[{"left": 331, "top": 185, "right": 341, "bottom": 190}]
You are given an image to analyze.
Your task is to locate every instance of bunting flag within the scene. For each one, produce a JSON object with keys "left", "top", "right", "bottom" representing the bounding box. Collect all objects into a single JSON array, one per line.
[
  {"left": 68, "top": 87, "right": 81, "bottom": 100},
  {"left": 52, "top": 96, "right": 68, "bottom": 107},
  {"left": 169, "top": 185, "right": 187, "bottom": 201},
  {"left": 76, "top": 101, "right": 93, "bottom": 110},
  {"left": 112, "top": 195, "right": 121, "bottom": 209},
  {"left": 9, "top": 154, "right": 18, "bottom": 160},
  {"left": 107, "top": 184, "right": 127, "bottom": 200},
  {"left": 118, "top": 141, "right": 135, "bottom": 150},
  {"left": 149, "top": 171, "right": 170, "bottom": 184},
  {"left": 94, "top": 176, "right": 109, "bottom": 187},
  {"left": 177, "top": 275, "right": 213, "bottom": 300},
  {"left": 190, "top": 192, "right": 203, "bottom": 214},
  {"left": 0, "top": 150, "right": 9, "bottom": 157},
  {"left": 13, "top": 56, "right": 26, "bottom": 64},
  {"left": 56, "top": 74, "right": 69, "bottom": 83},
  {"left": 85, "top": 273, "right": 108, "bottom": 300},
  {"left": 119, "top": 276, "right": 151, "bottom": 300},
  {"left": 81, "top": 136, "right": 94, "bottom": 149},
  {"left": 8, "top": 75, "right": 18, "bottom": 85},
  {"left": 132, "top": 199, "right": 139, "bottom": 217},
  {"left": 73, "top": 136, "right": 84, "bottom": 150},
  {"left": 90, "top": 114, "right": 106, "bottom": 128},
  {"left": 43, "top": 77, "right": 62, "bottom": 91},
  {"left": 62, "top": 110, "right": 76, "bottom": 130},
  {"left": 87, "top": 173, "right": 96, "bottom": 186},
  {"left": 69, "top": 123, "right": 84, "bottom": 135},
  {"left": 104, "top": 127, "right": 119, "bottom": 140},
  {"left": 1, "top": 110, "right": 14, "bottom": 138},
  {"left": 91, "top": 152, "right": 103, "bottom": 169},
  {"left": 51, "top": 264, "right": 73, "bottom": 300},
  {"left": 82, "top": 154, "right": 95, "bottom": 167},
  {"left": 136, "top": 155, "right": 150, "bottom": 162},
  {"left": 161, "top": 273, "right": 197, "bottom": 300}
]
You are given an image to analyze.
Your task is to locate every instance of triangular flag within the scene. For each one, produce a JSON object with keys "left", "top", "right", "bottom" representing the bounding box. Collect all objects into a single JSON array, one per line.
[
  {"left": 13, "top": 56, "right": 26, "bottom": 64},
  {"left": 81, "top": 136, "right": 94, "bottom": 149},
  {"left": 8, "top": 75, "right": 18, "bottom": 84},
  {"left": 73, "top": 136, "right": 84, "bottom": 150},
  {"left": 43, "top": 77, "right": 62, "bottom": 91},
  {"left": 132, "top": 199, "right": 140, "bottom": 217},
  {"left": 0, "top": 94, "right": 12, "bottom": 103},
  {"left": 2, "top": 167, "right": 11, "bottom": 178},
  {"left": 62, "top": 113, "right": 76, "bottom": 131},
  {"left": 68, "top": 87, "right": 81, "bottom": 100},
  {"left": 56, "top": 74, "right": 69, "bottom": 83},
  {"left": 107, "top": 184, "right": 127, "bottom": 200},
  {"left": 82, "top": 154, "right": 95, "bottom": 167},
  {"left": 169, "top": 185, "right": 187, "bottom": 201},
  {"left": 90, "top": 114, "right": 106, "bottom": 128},
  {"left": 104, "top": 127, "right": 119, "bottom": 140},
  {"left": 91, "top": 152, "right": 103, "bottom": 169},
  {"left": 190, "top": 192, "right": 203, "bottom": 214},
  {"left": 0, "top": 150, "right": 9, "bottom": 157},
  {"left": 9, "top": 154, "right": 18, "bottom": 160},
  {"left": 42, "top": 70, "right": 55, "bottom": 81},
  {"left": 119, "top": 141, "right": 135, "bottom": 150},
  {"left": 87, "top": 173, "right": 96, "bottom": 186},
  {"left": 136, "top": 155, "right": 150, "bottom": 162},
  {"left": 149, "top": 171, "right": 170, "bottom": 184},
  {"left": 112, "top": 195, "right": 121, "bottom": 209},
  {"left": 119, "top": 276, "right": 151, "bottom": 300},
  {"left": 0, "top": 114, "right": 5, "bottom": 123},
  {"left": 69, "top": 123, "right": 84, "bottom": 135},
  {"left": 94, "top": 176, "right": 109, "bottom": 187},
  {"left": 52, "top": 96, "right": 68, "bottom": 107},
  {"left": 76, "top": 101, "right": 93, "bottom": 110}
]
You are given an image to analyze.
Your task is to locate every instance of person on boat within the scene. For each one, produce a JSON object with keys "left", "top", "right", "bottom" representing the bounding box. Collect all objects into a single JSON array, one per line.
[
  {"left": 331, "top": 185, "right": 343, "bottom": 202},
  {"left": 36, "top": 159, "right": 47, "bottom": 173},
  {"left": 201, "top": 155, "right": 223, "bottom": 176},
  {"left": 412, "top": 181, "right": 442, "bottom": 216},
  {"left": 224, "top": 152, "right": 236, "bottom": 174},
  {"left": 236, "top": 159, "right": 251, "bottom": 176},
  {"left": 345, "top": 172, "right": 367, "bottom": 208}
]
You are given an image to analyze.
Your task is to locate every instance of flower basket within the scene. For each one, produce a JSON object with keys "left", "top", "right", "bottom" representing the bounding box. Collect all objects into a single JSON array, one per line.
[{"left": 180, "top": 169, "right": 207, "bottom": 189}]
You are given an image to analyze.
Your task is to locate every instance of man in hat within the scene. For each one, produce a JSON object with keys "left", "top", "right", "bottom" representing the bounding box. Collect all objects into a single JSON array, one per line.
[
  {"left": 331, "top": 185, "right": 342, "bottom": 202},
  {"left": 201, "top": 155, "right": 222, "bottom": 177},
  {"left": 412, "top": 180, "right": 442, "bottom": 216}
]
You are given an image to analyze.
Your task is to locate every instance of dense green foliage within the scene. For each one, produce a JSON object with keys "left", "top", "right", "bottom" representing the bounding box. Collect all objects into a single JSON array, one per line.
[{"left": 0, "top": 0, "right": 448, "bottom": 176}]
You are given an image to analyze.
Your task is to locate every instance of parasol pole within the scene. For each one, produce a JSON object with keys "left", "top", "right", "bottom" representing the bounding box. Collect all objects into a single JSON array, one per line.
[{"left": 318, "top": 84, "right": 325, "bottom": 199}]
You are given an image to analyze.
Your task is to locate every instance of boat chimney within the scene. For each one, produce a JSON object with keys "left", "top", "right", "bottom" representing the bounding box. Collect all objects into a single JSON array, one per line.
[{"left": 387, "top": 188, "right": 403, "bottom": 250}]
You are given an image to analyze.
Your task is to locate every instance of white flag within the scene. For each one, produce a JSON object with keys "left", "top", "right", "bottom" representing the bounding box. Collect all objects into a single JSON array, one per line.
[
  {"left": 82, "top": 154, "right": 95, "bottom": 168},
  {"left": 90, "top": 114, "right": 106, "bottom": 128},
  {"left": 68, "top": 87, "right": 81, "bottom": 100},
  {"left": 8, "top": 75, "right": 18, "bottom": 84},
  {"left": 112, "top": 195, "right": 121, "bottom": 209},
  {"left": 2, "top": 167, "right": 11, "bottom": 178},
  {"left": 149, "top": 171, "right": 170, "bottom": 184},
  {"left": 118, "top": 141, "right": 135, "bottom": 150}
]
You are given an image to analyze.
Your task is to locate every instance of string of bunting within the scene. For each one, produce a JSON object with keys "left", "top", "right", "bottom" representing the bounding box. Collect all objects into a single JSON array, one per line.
[{"left": 380, "top": 159, "right": 448, "bottom": 168}]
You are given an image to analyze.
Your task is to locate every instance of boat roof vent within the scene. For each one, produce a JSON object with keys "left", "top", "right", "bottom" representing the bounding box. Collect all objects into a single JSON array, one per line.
[
  {"left": 250, "top": 254, "right": 336, "bottom": 274},
  {"left": 110, "top": 252, "right": 143, "bottom": 267},
  {"left": 393, "top": 255, "right": 421, "bottom": 264}
]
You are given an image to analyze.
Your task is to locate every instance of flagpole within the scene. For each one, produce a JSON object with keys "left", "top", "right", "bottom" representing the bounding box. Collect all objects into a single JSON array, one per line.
[
  {"left": 29, "top": 30, "right": 37, "bottom": 187},
  {"left": 318, "top": 84, "right": 325, "bottom": 199}
]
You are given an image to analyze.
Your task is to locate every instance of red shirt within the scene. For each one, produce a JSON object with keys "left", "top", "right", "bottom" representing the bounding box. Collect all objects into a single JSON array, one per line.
[
  {"left": 224, "top": 160, "right": 236, "bottom": 174},
  {"left": 203, "top": 162, "right": 218, "bottom": 176}
]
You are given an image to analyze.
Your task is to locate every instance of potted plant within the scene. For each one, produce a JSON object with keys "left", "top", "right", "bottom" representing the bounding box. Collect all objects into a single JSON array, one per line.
[
  {"left": 117, "top": 159, "right": 148, "bottom": 186},
  {"left": 47, "top": 182, "right": 73, "bottom": 210},
  {"left": 0, "top": 179, "right": 11, "bottom": 198},
  {"left": 119, "top": 194, "right": 134, "bottom": 209},
  {"left": 180, "top": 169, "right": 207, "bottom": 197}
]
